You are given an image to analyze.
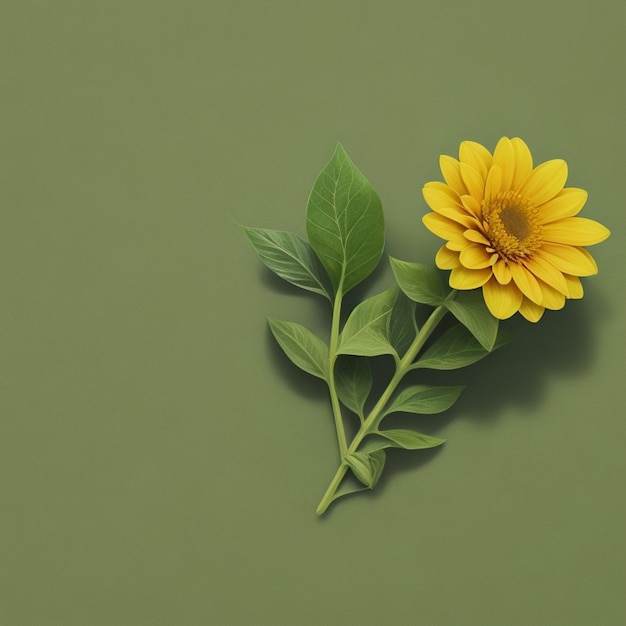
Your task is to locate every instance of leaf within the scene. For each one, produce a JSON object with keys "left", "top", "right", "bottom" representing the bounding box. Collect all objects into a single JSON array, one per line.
[
  {"left": 359, "top": 435, "right": 392, "bottom": 454},
  {"left": 413, "top": 324, "right": 509, "bottom": 370},
  {"left": 306, "top": 143, "right": 384, "bottom": 294},
  {"left": 382, "top": 384, "right": 464, "bottom": 417},
  {"left": 389, "top": 257, "right": 449, "bottom": 306},
  {"left": 337, "top": 288, "right": 396, "bottom": 357},
  {"left": 387, "top": 287, "right": 417, "bottom": 358},
  {"left": 444, "top": 290, "right": 499, "bottom": 351},
  {"left": 334, "top": 356, "right": 372, "bottom": 421},
  {"left": 344, "top": 449, "right": 386, "bottom": 489},
  {"left": 243, "top": 227, "right": 333, "bottom": 300},
  {"left": 268, "top": 319, "right": 329, "bottom": 380},
  {"left": 329, "top": 478, "right": 369, "bottom": 505},
  {"left": 377, "top": 429, "right": 446, "bottom": 450}
]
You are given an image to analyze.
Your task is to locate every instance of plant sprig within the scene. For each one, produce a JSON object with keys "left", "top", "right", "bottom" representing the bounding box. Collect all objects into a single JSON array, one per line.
[{"left": 243, "top": 144, "right": 505, "bottom": 514}]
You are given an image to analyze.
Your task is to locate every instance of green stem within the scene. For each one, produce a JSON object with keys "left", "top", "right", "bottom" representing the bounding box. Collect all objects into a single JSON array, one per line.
[
  {"left": 315, "top": 464, "right": 349, "bottom": 515},
  {"left": 327, "top": 281, "right": 348, "bottom": 458},
  {"left": 316, "top": 297, "right": 454, "bottom": 515}
]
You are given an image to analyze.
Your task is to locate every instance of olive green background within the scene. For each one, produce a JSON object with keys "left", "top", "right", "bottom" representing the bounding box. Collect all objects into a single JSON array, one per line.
[{"left": 2, "top": 1, "right": 624, "bottom": 625}]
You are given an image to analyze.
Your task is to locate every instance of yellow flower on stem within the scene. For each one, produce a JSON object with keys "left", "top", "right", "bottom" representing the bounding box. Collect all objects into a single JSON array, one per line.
[{"left": 422, "top": 137, "right": 611, "bottom": 322}]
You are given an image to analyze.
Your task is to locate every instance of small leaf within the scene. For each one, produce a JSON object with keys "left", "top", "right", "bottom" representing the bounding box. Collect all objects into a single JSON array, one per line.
[
  {"left": 344, "top": 449, "right": 386, "bottom": 488},
  {"left": 359, "top": 435, "right": 392, "bottom": 454},
  {"left": 329, "top": 478, "right": 369, "bottom": 505},
  {"left": 268, "top": 319, "right": 329, "bottom": 380},
  {"left": 377, "top": 429, "right": 446, "bottom": 450},
  {"left": 337, "top": 288, "right": 396, "bottom": 357},
  {"left": 389, "top": 257, "right": 449, "bottom": 306},
  {"left": 387, "top": 287, "right": 417, "bottom": 358},
  {"left": 383, "top": 384, "right": 464, "bottom": 417},
  {"left": 306, "top": 143, "right": 384, "bottom": 294},
  {"left": 334, "top": 356, "right": 372, "bottom": 421},
  {"left": 413, "top": 324, "right": 509, "bottom": 370},
  {"left": 444, "top": 290, "right": 498, "bottom": 351},
  {"left": 243, "top": 227, "right": 333, "bottom": 300}
]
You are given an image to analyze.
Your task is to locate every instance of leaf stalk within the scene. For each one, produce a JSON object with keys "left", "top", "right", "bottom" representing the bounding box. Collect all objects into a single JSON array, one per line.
[{"left": 327, "top": 279, "right": 348, "bottom": 458}]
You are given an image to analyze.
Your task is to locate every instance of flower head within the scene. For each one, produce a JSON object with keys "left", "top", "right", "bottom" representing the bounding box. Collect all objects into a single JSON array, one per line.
[{"left": 422, "top": 137, "right": 610, "bottom": 321}]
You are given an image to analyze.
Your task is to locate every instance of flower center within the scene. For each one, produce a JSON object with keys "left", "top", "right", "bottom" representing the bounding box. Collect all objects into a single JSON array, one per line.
[{"left": 482, "top": 191, "right": 543, "bottom": 258}]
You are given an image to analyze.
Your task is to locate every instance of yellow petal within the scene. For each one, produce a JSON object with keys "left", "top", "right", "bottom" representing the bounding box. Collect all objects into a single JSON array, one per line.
[
  {"left": 484, "top": 165, "right": 502, "bottom": 202},
  {"left": 511, "top": 137, "right": 533, "bottom": 189},
  {"left": 537, "top": 188, "right": 587, "bottom": 223},
  {"left": 542, "top": 217, "right": 610, "bottom": 246},
  {"left": 433, "top": 206, "right": 479, "bottom": 229},
  {"left": 449, "top": 266, "right": 493, "bottom": 289},
  {"left": 459, "top": 244, "right": 493, "bottom": 269},
  {"left": 439, "top": 155, "right": 468, "bottom": 196},
  {"left": 422, "top": 182, "right": 462, "bottom": 211},
  {"left": 493, "top": 137, "right": 515, "bottom": 191},
  {"left": 435, "top": 245, "right": 461, "bottom": 270},
  {"left": 445, "top": 239, "right": 467, "bottom": 252},
  {"left": 539, "top": 243, "right": 598, "bottom": 276},
  {"left": 482, "top": 277, "right": 523, "bottom": 319},
  {"left": 510, "top": 262, "right": 543, "bottom": 304},
  {"left": 459, "top": 141, "right": 492, "bottom": 180},
  {"left": 492, "top": 258, "right": 512, "bottom": 284},
  {"left": 522, "top": 255, "right": 569, "bottom": 295},
  {"left": 519, "top": 297, "right": 545, "bottom": 322},
  {"left": 464, "top": 229, "right": 491, "bottom": 245},
  {"left": 520, "top": 159, "right": 568, "bottom": 205},
  {"left": 538, "top": 280, "right": 566, "bottom": 310},
  {"left": 460, "top": 162, "right": 485, "bottom": 201},
  {"left": 460, "top": 194, "right": 482, "bottom": 219},
  {"left": 563, "top": 274, "right": 584, "bottom": 299}
]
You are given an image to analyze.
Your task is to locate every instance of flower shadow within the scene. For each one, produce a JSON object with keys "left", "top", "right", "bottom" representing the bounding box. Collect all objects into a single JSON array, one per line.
[
  {"left": 447, "top": 288, "right": 608, "bottom": 423},
  {"left": 360, "top": 283, "right": 611, "bottom": 496}
]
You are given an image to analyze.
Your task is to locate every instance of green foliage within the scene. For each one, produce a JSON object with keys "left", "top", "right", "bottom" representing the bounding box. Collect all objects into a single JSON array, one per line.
[
  {"left": 267, "top": 319, "right": 329, "bottom": 381},
  {"left": 334, "top": 356, "right": 372, "bottom": 421},
  {"left": 337, "top": 288, "right": 396, "bottom": 357},
  {"left": 414, "top": 324, "right": 508, "bottom": 370},
  {"left": 306, "top": 143, "right": 384, "bottom": 294},
  {"left": 242, "top": 227, "right": 333, "bottom": 300},
  {"left": 444, "top": 290, "right": 499, "bottom": 351},
  {"left": 389, "top": 257, "right": 449, "bottom": 305},
  {"left": 387, "top": 288, "right": 418, "bottom": 358},
  {"left": 244, "top": 143, "right": 508, "bottom": 515},
  {"left": 377, "top": 429, "right": 445, "bottom": 450},
  {"left": 328, "top": 479, "right": 369, "bottom": 504},
  {"left": 344, "top": 449, "right": 386, "bottom": 489},
  {"left": 382, "top": 385, "right": 464, "bottom": 418}
]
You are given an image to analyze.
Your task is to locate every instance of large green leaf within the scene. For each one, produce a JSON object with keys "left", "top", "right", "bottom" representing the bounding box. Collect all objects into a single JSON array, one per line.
[
  {"left": 382, "top": 384, "right": 464, "bottom": 417},
  {"left": 344, "top": 449, "right": 386, "bottom": 489},
  {"left": 389, "top": 257, "right": 449, "bottom": 306},
  {"left": 377, "top": 429, "right": 446, "bottom": 450},
  {"left": 337, "top": 288, "right": 396, "bottom": 357},
  {"left": 387, "top": 287, "right": 417, "bottom": 358},
  {"left": 268, "top": 319, "right": 329, "bottom": 380},
  {"left": 334, "top": 356, "right": 372, "bottom": 421},
  {"left": 413, "top": 323, "right": 508, "bottom": 370},
  {"left": 306, "top": 143, "right": 384, "bottom": 294},
  {"left": 444, "top": 290, "right": 498, "bottom": 351},
  {"left": 243, "top": 227, "right": 333, "bottom": 300}
]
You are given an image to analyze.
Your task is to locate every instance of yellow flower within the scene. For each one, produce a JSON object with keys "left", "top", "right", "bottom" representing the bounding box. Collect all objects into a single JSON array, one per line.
[{"left": 422, "top": 137, "right": 611, "bottom": 322}]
